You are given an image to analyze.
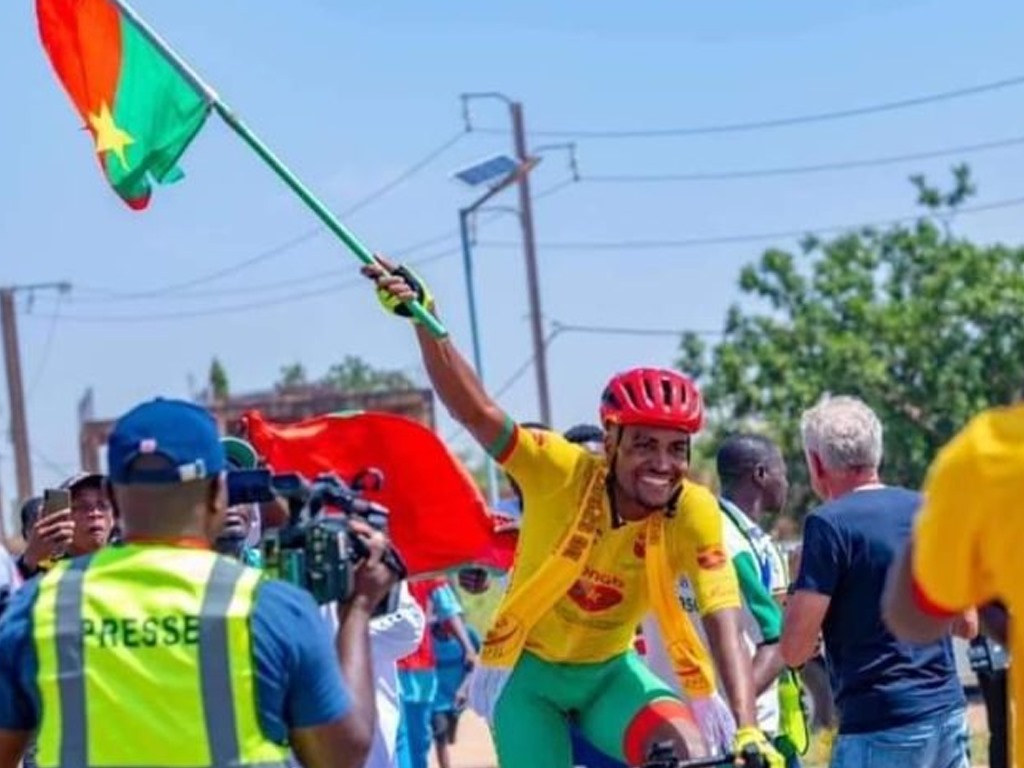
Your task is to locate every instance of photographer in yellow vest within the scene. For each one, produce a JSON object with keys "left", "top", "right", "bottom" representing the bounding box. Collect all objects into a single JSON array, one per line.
[{"left": 0, "top": 397, "right": 396, "bottom": 768}]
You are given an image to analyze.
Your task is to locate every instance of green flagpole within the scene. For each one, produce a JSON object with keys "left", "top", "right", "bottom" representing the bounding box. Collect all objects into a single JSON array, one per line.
[{"left": 110, "top": 0, "right": 448, "bottom": 339}]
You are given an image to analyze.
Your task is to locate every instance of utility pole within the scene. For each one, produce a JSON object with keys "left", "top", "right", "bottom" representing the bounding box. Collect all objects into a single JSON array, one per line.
[
  {"left": 461, "top": 93, "right": 555, "bottom": 426},
  {"left": 0, "top": 282, "right": 71, "bottom": 509},
  {"left": 509, "top": 102, "right": 552, "bottom": 426}
]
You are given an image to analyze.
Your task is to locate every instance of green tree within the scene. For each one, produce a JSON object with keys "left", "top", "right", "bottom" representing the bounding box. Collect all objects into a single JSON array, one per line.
[
  {"left": 276, "top": 356, "right": 415, "bottom": 393},
  {"left": 278, "top": 362, "right": 307, "bottom": 388},
  {"left": 208, "top": 357, "right": 230, "bottom": 401},
  {"left": 322, "top": 355, "right": 415, "bottom": 393},
  {"left": 678, "top": 167, "right": 1024, "bottom": 517}
]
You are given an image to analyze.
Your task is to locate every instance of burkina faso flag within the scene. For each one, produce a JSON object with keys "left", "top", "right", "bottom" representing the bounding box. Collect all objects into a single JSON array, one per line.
[{"left": 37, "top": 0, "right": 212, "bottom": 209}]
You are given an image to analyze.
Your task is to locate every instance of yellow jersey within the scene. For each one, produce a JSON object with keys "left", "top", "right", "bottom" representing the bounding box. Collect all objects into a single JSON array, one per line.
[
  {"left": 912, "top": 404, "right": 1024, "bottom": 763},
  {"left": 498, "top": 425, "right": 740, "bottom": 663}
]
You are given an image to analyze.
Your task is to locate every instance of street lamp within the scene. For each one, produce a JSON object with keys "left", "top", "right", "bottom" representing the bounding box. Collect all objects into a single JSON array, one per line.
[{"left": 450, "top": 153, "right": 540, "bottom": 505}]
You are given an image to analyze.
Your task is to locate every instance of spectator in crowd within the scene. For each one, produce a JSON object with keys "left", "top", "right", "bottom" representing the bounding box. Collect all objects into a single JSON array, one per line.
[
  {"left": 18, "top": 497, "right": 42, "bottom": 544},
  {"left": 562, "top": 423, "right": 604, "bottom": 455},
  {"left": 397, "top": 577, "right": 477, "bottom": 768},
  {"left": 431, "top": 610, "right": 481, "bottom": 768},
  {"left": 364, "top": 584, "right": 425, "bottom": 768},
  {"left": 782, "top": 395, "right": 972, "bottom": 768},
  {"left": 15, "top": 473, "right": 113, "bottom": 581},
  {"left": 216, "top": 437, "right": 264, "bottom": 566}
]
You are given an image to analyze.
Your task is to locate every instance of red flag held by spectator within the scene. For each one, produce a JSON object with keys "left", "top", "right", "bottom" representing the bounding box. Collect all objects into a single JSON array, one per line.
[{"left": 243, "top": 410, "right": 516, "bottom": 576}]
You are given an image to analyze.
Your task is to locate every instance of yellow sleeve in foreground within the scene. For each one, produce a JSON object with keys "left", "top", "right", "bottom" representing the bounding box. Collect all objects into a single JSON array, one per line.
[
  {"left": 913, "top": 413, "right": 999, "bottom": 612},
  {"left": 675, "top": 482, "right": 742, "bottom": 616}
]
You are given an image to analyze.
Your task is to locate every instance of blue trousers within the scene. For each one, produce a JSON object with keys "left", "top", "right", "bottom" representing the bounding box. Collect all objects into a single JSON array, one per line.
[
  {"left": 829, "top": 707, "right": 969, "bottom": 768},
  {"left": 396, "top": 700, "right": 434, "bottom": 768}
]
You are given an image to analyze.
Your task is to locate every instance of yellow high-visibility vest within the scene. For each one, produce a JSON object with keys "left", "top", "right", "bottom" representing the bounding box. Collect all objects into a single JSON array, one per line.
[{"left": 32, "top": 544, "right": 292, "bottom": 768}]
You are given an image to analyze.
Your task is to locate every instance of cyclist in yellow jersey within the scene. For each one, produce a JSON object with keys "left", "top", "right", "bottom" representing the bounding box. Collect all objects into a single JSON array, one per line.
[
  {"left": 364, "top": 258, "right": 783, "bottom": 768},
  {"left": 884, "top": 403, "right": 1024, "bottom": 767}
]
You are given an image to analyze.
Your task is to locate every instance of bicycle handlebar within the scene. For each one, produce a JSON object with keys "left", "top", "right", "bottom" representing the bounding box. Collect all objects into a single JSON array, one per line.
[{"left": 640, "top": 743, "right": 768, "bottom": 768}]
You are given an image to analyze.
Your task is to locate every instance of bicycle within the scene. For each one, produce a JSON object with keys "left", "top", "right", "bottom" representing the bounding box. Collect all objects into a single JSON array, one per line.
[{"left": 639, "top": 742, "right": 768, "bottom": 768}]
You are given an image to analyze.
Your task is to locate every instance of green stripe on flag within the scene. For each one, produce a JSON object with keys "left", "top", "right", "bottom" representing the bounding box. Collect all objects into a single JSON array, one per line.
[{"left": 106, "top": 15, "right": 210, "bottom": 205}]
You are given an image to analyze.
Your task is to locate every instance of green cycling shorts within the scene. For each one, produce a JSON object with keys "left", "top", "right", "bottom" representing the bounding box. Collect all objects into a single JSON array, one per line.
[{"left": 493, "top": 650, "right": 680, "bottom": 767}]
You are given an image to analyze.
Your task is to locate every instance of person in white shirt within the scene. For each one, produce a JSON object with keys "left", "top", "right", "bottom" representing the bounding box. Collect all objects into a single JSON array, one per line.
[{"left": 322, "top": 582, "right": 425, "bottom": 768}]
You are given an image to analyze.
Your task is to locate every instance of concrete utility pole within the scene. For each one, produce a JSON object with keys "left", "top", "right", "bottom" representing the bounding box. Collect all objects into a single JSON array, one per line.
[
  {"left": 461, "top": 93, "right": 553, "bottom": 426},
  {"left": 508, "top": 102, "right": 552, "bottom": 427},
  {"left": 0, "top": 282, "right": 71, "bottom": 511}
]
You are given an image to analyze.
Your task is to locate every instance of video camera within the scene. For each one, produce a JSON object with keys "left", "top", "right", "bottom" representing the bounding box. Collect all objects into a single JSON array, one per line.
[{"left": 227, "top": 467, "right": 407, "bottom": 611}]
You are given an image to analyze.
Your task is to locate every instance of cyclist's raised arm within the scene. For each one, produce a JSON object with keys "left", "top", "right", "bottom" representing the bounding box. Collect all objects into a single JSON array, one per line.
[{"left": 363, "top": 258, "right": 509, "bottom": 453}]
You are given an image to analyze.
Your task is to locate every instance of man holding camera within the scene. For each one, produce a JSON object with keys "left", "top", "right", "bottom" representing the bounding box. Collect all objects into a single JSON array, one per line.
[{"left": 0, "top": 397, "right": 395, "bottom": 768}]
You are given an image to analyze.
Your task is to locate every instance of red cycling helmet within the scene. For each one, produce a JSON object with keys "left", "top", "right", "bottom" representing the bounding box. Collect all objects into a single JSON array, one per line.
[{"left": 599, "top": 368, "right": 704, "bottom": 433}]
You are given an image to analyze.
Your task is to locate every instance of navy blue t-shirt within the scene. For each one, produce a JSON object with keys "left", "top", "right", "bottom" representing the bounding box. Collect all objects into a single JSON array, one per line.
[
  {"left": 0, "top": 568, "right": 350, "bottom": 742},
  {"left": 794, "top": 487, "right": 964, "bottom": 734}
]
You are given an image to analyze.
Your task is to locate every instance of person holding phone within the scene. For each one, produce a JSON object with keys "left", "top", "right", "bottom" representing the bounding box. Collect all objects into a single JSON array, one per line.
[{"left": 16, "top": 473, "right": 114, "bottom": 581}]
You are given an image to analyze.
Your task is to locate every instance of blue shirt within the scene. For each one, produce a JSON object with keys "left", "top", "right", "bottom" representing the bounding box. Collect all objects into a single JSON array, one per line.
[
  {"left": 0, "top": 569, "right": 350, "bottom": 742},
  {"left": 432, "top": 625, "right": 480, "bottom": 713},
  {"left": 794, "top": 487, "right": 964, "bottom": 733},
  {"left": 398, "top": 582, "right": 463, "bottom": 703}
]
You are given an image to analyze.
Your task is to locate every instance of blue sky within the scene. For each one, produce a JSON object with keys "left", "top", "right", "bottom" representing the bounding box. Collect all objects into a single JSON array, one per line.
[{"left": 1, "top": 0, "right": 1023, "bottom": 528}]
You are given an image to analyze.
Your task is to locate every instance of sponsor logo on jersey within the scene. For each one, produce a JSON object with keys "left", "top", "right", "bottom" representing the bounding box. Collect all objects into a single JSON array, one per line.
[
  {"left": 567, "top": 577, "right": 624, "bottom": 612},
  {"left": 696, "top": 545, "right": 727, "bottom": 570}
]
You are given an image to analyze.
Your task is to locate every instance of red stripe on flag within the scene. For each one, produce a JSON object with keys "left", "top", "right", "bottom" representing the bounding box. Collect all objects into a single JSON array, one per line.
[{"left": 37, "top": 0, "right": 123, "bottom": 126}]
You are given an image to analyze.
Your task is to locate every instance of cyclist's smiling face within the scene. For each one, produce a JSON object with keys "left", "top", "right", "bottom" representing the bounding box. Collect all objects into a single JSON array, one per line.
[{"left": 609, "top": 425, "right": 689, "bottom": 512}]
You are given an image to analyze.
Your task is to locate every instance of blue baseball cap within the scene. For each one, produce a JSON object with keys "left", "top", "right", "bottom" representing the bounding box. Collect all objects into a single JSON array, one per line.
[{"left": 107, "top": 398, "right": 226, "bottom": 485}]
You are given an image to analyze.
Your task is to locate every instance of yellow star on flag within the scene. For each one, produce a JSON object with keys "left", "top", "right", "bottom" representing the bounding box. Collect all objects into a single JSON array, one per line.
[{"left": 88, "top": 102, "right": 134, "bottom": 170}]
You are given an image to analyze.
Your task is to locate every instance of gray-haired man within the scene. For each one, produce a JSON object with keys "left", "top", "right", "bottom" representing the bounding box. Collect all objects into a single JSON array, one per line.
[{"left": 780, "top": 395, "right": 972, "bottom": 768}]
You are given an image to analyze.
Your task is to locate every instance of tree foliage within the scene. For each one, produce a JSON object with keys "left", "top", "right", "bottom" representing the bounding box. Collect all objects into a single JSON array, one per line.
[
  {"left": 322, "top": 355, "right": 416, "bottom": 393},
  {"left": 278, "top": 362, "right": 308, "bottom": 389},
  {"left": 678, "top": 167, "right": 1024, "bottom": 517},
  {"left": 208, "top": 358, "right": 230, "bottom": 401},
  {"left": 277, "top": 355, "right": 415, "bottom": 394}
]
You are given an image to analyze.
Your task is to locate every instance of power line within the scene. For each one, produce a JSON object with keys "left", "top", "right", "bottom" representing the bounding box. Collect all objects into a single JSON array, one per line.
[
  {"left": 584, "top": 134, "right": 1024, "bottom": 183},
  {"left": 22, "top": 247, "right": 460, "bottom": 324},
  {"left": 69, "top": 267, "right": 351, "bottom": 304},
  {"left": 24, "top": 293, "right": 64, "bottom": 402},
  {"left": 479, "top": 193, "right": 1024, "bottom": 252},
  {"left": 39, "top": 176, "right": 580, "bottom": 314},
  {"left": 534, "top": 177, "right": 578, "bottom": 201},
  {"left": 67, "top": 228, "right": 460, "bottom": 306},
  {"left": 87, "top": 131, "right": 467, "bottom": 301},
  {"left": 443, "top": 319, "right": 716, "bottom": 443},
  {"left": 30, "top": 447, "right": 73, "bottom": 482},
  {"left": 335, "top": 131, "right": 466, "bottom": 219},
  {"left": 551, "top": 322, "right": 723, "bottom": 338},
  {"left": 444, "top": 329, "right": 562, "bottom": 443},
  {"left": 473, "top": 74, "right": 1024, "bottom": 139}
]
